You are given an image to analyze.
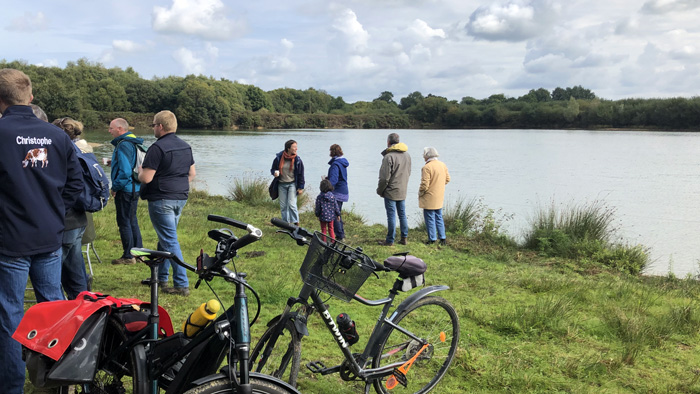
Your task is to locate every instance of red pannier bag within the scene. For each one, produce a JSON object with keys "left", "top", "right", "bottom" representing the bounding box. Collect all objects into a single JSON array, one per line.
[{"left": 13, "top": 291, "right": 174, "bottom": 387}]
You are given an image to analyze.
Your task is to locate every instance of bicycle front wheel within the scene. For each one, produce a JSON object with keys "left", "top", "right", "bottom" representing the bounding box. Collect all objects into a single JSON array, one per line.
[
  {"left": 184, "top": 376, "right": 298, "bottom": 394},
  {"left": 372, "top": 296, "right": 459, "bottom": 394},
  {"left": 250, "top": 318, "right": 302, "bottom": 387}
]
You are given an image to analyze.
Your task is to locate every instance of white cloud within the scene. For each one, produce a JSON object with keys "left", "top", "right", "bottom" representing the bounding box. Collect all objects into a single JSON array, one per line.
[
  {"left": 152, "top": 0, "right": 240, "bottom": 40},
  {"left": 466, "top": 0, "right": 559, "bottom": 42},
  {"left": 204, "top": 42, "right": 219, "bottom": 59},
  {"left": 173, "top": 47, "right": 205, "bottom": 75},
  {"left": 36, "top": 59, "right": 59, "bottom": 68},
  {"left": 7, "top": 11, "right": 47, "bottom": 32},
  {"left": 331, "top": 8, "right": 369, "bottom": 53},
  {"left": 347, "top": 55, "right": 375, "bottom": 72},
  {"left": 641, "top": 0, "right": 700, "bottom": 14},
  {"left": 407, "top": 19, "right": 446, "bottom": 40},
  {"left": 113, "top": 40, "right": 148, "bottom": 53},
  {"left": 281, "top": 38, "right": 294, "bottom": 51},
  {"left": 409, "top": 44, "right": 432, "bottom": 61}
]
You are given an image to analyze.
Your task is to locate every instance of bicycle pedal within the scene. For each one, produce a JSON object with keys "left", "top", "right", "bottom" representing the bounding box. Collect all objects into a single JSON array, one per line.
[
  {"left": 386, "top": 369, "right": 407, "bottom": 389},
  {"left": 306, "top": 361, "right": 326, "bottom": 374}
]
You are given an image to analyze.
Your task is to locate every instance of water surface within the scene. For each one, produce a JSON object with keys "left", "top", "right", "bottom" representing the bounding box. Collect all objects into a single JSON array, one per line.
[{"left": 85, "top": 128, "right": 700, "bottom": 277}]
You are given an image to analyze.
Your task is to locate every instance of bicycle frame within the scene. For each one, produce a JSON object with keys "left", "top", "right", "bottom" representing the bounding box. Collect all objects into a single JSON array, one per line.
[
  {"left": 99, "top": 257, "right": 254, "bottom": 394},
  {"left": 264, "top": 276, "right": 450, "bottom": 387}
]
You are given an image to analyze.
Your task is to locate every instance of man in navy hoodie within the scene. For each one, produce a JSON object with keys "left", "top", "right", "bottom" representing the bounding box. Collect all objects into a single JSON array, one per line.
[{"left": 0, "top": 68, "right": 83, "bottom": 393}]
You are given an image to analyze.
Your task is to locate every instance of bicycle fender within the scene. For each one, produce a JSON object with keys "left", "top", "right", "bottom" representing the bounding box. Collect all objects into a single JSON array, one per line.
[
  {"left": 188, "top": 370, "right": 301, "bottom": 393},
  {"left": 266, "top": 312, "right": 309, "bottom": 336},
  {"left": 389, "top": 285, "right": 450, "bottom": 323}
]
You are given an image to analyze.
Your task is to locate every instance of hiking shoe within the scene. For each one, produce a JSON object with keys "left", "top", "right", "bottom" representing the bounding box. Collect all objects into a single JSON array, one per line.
[
  {"left": 439, "top": 239, "right": 447, "bottom": 246},
  {"left": 425, "top": 240, "right": 435, "bottom": 245},
  {"left": 111, "top": 257, "right": 136, "bottom": 265},
  {"left": 162, "top": 287, "right": 190, "bottom": 296},
  {"left": 378, "top": 240, "right": 394, "bottom": 246},
  {"left": 399, "top": 237, "right": 408, "bottom": 245},
  {"left": 141, "top": 279, "right": 168, "bottom": 288}
]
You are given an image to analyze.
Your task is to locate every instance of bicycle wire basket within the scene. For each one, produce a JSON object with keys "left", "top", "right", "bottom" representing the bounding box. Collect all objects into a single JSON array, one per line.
[{"left": 300, "top": 232, "right": 376, "bottom": 302}]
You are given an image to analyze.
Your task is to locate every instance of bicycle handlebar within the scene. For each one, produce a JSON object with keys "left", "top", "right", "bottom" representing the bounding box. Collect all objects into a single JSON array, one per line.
[
  {"left": 271, "top": 217, "right": 388, "bottom": 273},
  {"left": 208, "top": 214, "right": 257, "bottom": 232},
  {"left": 271, "top": 218, "right": 313, "bottom": 241}
]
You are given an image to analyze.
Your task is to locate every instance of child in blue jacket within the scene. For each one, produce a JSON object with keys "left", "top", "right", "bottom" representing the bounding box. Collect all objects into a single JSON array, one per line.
[{"left": 315, "top": 179, "right": 341, "bottom": 241}]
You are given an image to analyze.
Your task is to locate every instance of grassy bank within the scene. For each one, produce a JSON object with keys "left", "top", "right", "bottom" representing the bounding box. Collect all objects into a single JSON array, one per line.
[{"left": 28, "top": 191, "right": 700, "bottom": 393}]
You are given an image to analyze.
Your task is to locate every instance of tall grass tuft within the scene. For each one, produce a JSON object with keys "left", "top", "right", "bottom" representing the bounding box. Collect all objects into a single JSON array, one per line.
[
  {"left": 442, "top": 196, "right": 480, "bottom": 234},
  {"left": 523, "top": 200, "right": 648, "bottom": 274},
  {"left": 491, "top": 295, "right": 575, "bottom": 336},
  {"left": 227, "top": 176, "right": 275, "bottom": 206},
  {"left": 419, "top": 195, "right": 516, "bottom": 247},
  {"left": 602, "top": 307, "right": 669, "bottom": 365},
  {"left": 524, "top": 200, "right": 614, "bottom": 251}
]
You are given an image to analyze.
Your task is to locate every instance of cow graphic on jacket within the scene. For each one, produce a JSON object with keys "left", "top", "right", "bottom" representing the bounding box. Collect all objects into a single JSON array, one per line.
[{"left": 22, "top": 148, "right": 48, "bottom": 168}]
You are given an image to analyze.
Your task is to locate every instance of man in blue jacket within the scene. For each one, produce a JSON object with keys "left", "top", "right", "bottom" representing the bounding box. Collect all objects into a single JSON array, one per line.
[
  {"left": 108, "top": 118, "right": 144, "bottom": 265},
  {"left": 0, "top": 68, "right": 83, "bottom": 394}
]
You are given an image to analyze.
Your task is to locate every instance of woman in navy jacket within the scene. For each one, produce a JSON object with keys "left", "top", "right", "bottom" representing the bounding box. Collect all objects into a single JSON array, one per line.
[
  {"left": 327, "top": 144, "right": 349, "bottom": 241},
  {"left": 271, "top": 140, "right": 305, "bottom": 225}
]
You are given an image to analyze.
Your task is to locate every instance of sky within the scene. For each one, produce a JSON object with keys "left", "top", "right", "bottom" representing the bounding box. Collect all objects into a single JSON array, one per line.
[{"left": 2, "top": 0, "right": 700, "bottom": 103}]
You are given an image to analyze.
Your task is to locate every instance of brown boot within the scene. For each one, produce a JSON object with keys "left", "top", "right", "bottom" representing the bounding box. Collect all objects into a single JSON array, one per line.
[{"left": 399, "top": 237, "right": 407, "bottom": 245}]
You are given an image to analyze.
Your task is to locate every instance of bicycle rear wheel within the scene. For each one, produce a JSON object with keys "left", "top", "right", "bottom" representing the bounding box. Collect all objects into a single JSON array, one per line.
[
  {"left": 184, "top": 376, "right": 298, "bottom": 394},
  {"left": 75, "top": 316, "right": 148, "bottom": 393},
  {"left": 250, "top": 318, "right": 302, "bottom": 387},
  {"left": 372, "top": 296, "right": 459, "bottom": 394}
]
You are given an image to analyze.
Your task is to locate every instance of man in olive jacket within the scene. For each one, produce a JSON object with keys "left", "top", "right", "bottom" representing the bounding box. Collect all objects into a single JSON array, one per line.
[{"left": 377, "top": 133, "right": 411, "bottom": 246}]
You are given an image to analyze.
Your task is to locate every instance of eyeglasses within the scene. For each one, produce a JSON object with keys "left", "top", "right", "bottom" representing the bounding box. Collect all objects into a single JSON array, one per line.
[{"left": 150, "top": 123, "right": 160, "bottom": 127}]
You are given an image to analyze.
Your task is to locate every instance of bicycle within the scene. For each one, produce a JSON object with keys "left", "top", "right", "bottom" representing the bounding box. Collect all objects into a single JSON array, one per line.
[
  {"left": 250, "top": 218, "right": 460, "bottom": 394},
  {"left": 18, "top": 215, "right": 299, "bottom": 394}
]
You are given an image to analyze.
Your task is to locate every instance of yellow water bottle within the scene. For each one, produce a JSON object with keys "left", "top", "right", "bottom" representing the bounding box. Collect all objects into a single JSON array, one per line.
[{"left": 182, "top": 299, "right": 221, "bottom": 338}]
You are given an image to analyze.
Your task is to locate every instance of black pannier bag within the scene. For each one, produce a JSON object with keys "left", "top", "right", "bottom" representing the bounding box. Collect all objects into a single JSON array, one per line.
[{"left": 24, "top": 310, "right": 108, "bottom": 387}]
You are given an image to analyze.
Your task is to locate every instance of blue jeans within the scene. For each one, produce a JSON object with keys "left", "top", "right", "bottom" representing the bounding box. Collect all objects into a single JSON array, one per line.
[
  {"left": 0, "top": 249, "right": 64, "bottom": 394},
  {"left": 333, "top": 201, "right": 345, "bottom": 240},
  {"left": 62, "top": 226, "right": 88, "bottom": 299},
  {"left": 278, "top": 182, "right": 299, "bottom": 224},
  {"left": 423, "top": 209, "right": 446, "bottom": 242},
  {"left": 384, "top": 199, "right": 408, "bottom": 243},
  {"left": 115, "top": 191, "right": 143, "bottom": 259},
  {"left": 148, "top": 199, "right": 189, "bottom": 288}
]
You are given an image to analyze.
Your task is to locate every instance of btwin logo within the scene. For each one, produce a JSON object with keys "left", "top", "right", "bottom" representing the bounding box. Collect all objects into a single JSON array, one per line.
[{"left": 322, "top": 310, "right": 348, "bottom": 349}]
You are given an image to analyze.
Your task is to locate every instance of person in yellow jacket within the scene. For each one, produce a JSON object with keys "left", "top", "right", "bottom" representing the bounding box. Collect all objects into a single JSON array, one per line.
[{"left": 419, "top": 147, "right": 450, "bottom": 245}]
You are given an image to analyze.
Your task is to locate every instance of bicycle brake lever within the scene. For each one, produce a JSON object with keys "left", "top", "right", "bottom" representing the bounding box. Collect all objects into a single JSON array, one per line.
[{"left": 275, "top": 229, "right": 309, "bottom": 246}]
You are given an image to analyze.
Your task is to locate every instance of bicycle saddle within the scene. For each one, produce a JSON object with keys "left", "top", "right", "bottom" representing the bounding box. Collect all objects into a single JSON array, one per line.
[{"left": 383, "top": 255, "right": 426, "bottom": 278}]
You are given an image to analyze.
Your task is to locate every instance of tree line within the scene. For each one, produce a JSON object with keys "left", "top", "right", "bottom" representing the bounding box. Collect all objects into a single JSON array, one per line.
[{"left": 2, "top": 59, "right": 699, "bottom": 131}]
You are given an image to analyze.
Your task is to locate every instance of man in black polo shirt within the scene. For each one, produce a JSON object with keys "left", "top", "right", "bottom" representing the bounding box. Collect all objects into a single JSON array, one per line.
[{"left": 138, "top": 110, "right": 196, "bottom": 296}]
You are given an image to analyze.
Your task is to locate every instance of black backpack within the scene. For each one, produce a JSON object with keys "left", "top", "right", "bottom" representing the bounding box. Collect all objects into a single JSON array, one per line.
[{"left": 74, "top": 146, "right": 110, "bottom": 212}]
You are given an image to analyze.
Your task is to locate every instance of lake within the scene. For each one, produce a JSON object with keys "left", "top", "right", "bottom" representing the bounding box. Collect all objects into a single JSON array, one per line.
[{"left": 84, "top": 127, "right": 700, "bottom": 277}]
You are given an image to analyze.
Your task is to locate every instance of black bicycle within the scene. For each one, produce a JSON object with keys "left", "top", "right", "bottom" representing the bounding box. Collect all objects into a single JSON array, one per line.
[
  {"left": 250, "top": 219, "right": 460, "bottom": 394},
  {"left": 21, "top": 215, "right": 299, "bottom": 394}
]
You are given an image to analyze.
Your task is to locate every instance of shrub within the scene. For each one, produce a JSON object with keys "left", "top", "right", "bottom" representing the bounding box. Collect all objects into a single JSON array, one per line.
[
  {"left": 442, "top": 196, "right": 479, "bottom": 234},
  {"left": 524, "top": 200, "right": 615, "bottom": 250},
  {"left": 524, "top": 200, "right": 648, "bottom": 274},
  {"left": 227, "top": 176, "right": 275, "bottom": 206},
  {"left": 439, "top": 196, "right": 516, "bottom": 246}
]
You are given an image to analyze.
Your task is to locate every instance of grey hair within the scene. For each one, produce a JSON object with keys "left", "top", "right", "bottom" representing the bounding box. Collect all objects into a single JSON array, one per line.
[
  {"left": 387, "top": 133, "right": 400, "bottom": 145},
  {"left": 423, "top": 146, "right": 439, "bottom": 159},
  {"left": 112, "top": 117, "right": 129, "bottom": 131},
  {"left": 30, "top": 104, "right": 47, "bottom": 122}
]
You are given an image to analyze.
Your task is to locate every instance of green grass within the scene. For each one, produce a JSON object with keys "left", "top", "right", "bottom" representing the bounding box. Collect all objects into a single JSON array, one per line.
[
  {"left": 23, "top": 192, "right": 700, "bottom": 393},
  {"left": 523, "top": 200, "right": 649, "bottom": 274}
]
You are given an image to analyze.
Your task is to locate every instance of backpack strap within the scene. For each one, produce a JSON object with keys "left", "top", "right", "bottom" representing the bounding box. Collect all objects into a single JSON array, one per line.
[{"left": 116, "top": 139, "right": 140, "bottom": 194}]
